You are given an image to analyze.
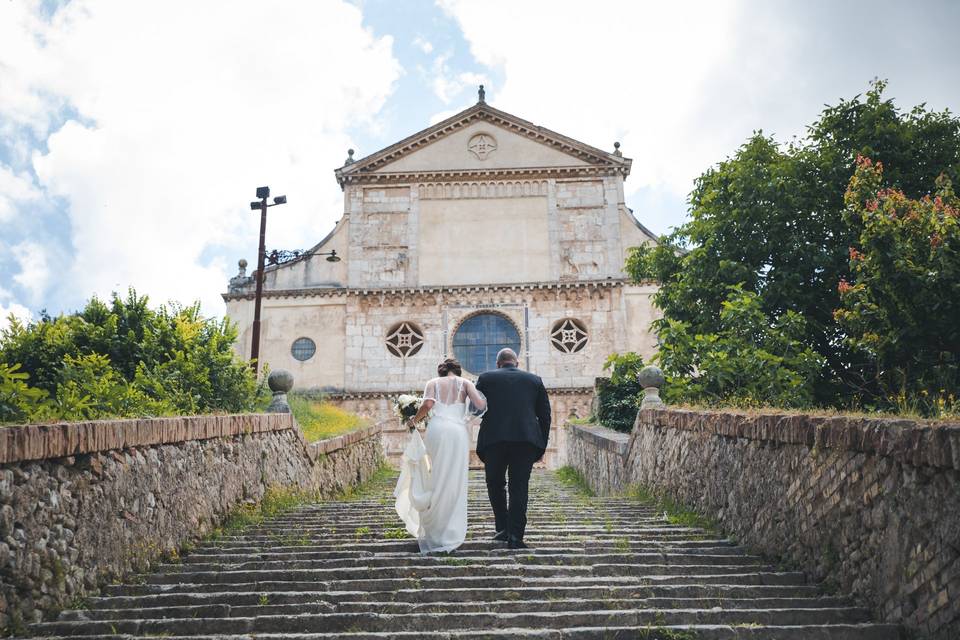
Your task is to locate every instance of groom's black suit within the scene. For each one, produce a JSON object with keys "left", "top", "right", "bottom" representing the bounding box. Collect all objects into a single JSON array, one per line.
[{"left": 475, "top": 364, "right": 551, "bottom": 543}]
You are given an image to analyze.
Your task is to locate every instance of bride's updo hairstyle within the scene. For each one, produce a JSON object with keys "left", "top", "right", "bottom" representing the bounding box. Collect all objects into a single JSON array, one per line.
[{"left": 437, "top": 358, "right": 462, "bottom": 377}]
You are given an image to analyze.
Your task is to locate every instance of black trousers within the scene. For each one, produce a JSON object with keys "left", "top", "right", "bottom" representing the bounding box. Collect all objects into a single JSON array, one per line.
[{"left": 483, "top": 442, "right": 542, "bottom": 540}]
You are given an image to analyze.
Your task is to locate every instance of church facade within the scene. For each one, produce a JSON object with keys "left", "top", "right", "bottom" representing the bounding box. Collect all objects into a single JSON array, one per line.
[{"left": 223, "top": 94, "right": 659, "bottom": 468}]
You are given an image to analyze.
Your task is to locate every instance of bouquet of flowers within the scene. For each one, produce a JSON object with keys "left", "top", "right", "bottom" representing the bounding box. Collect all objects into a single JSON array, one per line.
[{"left": 393, "top": 393, "right": 423, "bottom": 429}]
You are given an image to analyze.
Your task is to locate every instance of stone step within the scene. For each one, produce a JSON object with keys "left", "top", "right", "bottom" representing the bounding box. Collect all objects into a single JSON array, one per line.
[
  {"left": 101, "top": 571, "right": 812, "bottom": 599},
  {"left": 31, "top": 606, "right": 884, "bottom": 636},
  {"left": 59, "top": 595, "right": 864, "bottom": 621},
  {"left": 165, "top": 552, "right": 767, "bottom": 571},
  {"left": 86, "top": 583, "right": 829, "bottom": 609},
  {"left": 25, "top": 625, "right": 905, "bottom": 640},
  {"left": 184, "top": 543, "right": 747, "bottom": 561}
]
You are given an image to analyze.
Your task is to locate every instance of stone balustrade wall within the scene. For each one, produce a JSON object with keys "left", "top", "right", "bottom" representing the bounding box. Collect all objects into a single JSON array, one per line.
[
  {"left": 568, "top": 408, "right": 960, "bottom": 639},
  {"left": 0, "top": 414, "right": 383, "bottom": 632}
]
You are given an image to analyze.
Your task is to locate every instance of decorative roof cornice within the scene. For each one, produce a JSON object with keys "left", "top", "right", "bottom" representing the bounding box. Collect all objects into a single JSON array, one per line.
[
  {"left": 338, "top": 165, "right": 625, "bottom": 187},
  {"left": 222, "top": 278, "right": 626, "bottom": 303},
  {"left": 335, "top": 102, "right": 631, "bottom": 188}
]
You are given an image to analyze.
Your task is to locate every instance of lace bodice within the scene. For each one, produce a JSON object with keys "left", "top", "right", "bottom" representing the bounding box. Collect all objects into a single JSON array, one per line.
[{"left": 423, "top": 376, "right": 487, "bottom": 415}]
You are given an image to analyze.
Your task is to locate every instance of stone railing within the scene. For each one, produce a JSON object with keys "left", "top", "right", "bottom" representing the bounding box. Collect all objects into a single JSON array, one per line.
[
  {"left": 568, "top": 408, "right": 960, "bottom": 640},
  {"left": 0, "top": 412, "right": 383, "bottom": 632}
]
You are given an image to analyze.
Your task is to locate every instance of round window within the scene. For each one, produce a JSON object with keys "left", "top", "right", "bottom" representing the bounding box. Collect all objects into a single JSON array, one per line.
[
  {"left": 452, "top": 313, "right": 521, "bottom": 374},
  {"left": 551, "top": 318, "right": 588, "bottom": 354},
  {"left": 291, "top": 337, "right": 316, "bottom": 361}
]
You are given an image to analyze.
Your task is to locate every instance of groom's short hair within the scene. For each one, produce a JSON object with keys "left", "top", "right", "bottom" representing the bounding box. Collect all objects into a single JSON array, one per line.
[{"left": 496, "top": 348, "right": 518, "bottom": 366}]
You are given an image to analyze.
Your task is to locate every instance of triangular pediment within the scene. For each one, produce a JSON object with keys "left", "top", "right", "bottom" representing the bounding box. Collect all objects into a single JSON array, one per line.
[{"left": 336, "top": 102, "right": 631, "bottom": 185}]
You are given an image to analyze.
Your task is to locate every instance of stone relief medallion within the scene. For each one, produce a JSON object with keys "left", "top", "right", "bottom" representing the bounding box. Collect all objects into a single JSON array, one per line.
[
  {"left": 385, "top": 321, "right": 425, "bottom": 358},
  {"left": 467, "top": 133, "right": 497, "bottom": 160},
  {"left": 551, "top": 318, "right": 588, "bottom": 354}
]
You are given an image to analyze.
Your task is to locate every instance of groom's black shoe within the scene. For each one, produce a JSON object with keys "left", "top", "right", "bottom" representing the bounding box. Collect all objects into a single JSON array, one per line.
[
  {"left": 507, "top": 536, "right": 528, "bottom": 550},
  {"left": 491, "top": 530, "right": 508, "bottom": 542}
]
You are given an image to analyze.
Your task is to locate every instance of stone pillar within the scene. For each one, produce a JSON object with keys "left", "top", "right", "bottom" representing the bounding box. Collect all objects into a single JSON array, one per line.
[
  {"left": 267, "top": 369, "right": 294, "bottom": 413},
  {"left": 638, "top": 365, "right": 665, "bottom": 409}
]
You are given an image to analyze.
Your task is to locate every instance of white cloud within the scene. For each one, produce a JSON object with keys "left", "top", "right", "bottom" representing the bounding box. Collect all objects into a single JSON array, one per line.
[
  {"left": 425, "top": 52, "right": 489, "bottom": 105},
  {"left": 11, "top": 240, "right": 51, "bottom": 302},
  {"left": 437, "top": 0, "right": 960, "bottom": 234},
  {"left": 413, "top": 36, "right": 434, "bottom": 54},
  {"left": 0, "top": 287, "right": 31, "bottom": 333},
  {"left": 0, "top": 166, "right": 42, "bottom": 222},
  {"left": 2, "top": 0, "right": 401, "bottom": 315}
]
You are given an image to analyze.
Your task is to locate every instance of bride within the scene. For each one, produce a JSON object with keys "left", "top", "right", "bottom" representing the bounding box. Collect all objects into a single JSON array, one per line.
[{"left": 394, "top": 357, "right": 486, "bottom": 554}]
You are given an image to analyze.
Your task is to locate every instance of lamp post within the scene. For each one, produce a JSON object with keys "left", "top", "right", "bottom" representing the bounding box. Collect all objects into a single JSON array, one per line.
[{"left": 249, "top": 186, "right": 287, "bottom": 374}]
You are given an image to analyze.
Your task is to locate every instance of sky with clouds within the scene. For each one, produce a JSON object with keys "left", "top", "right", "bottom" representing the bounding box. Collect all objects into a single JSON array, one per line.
[{"left": 1, "top": 0, "right": 958, "bottom": 327}]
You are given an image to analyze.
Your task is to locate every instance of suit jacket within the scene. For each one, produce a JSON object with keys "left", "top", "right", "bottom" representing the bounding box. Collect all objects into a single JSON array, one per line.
[{"left": 475, "top": 365, "right": 551, "bottom": 462}]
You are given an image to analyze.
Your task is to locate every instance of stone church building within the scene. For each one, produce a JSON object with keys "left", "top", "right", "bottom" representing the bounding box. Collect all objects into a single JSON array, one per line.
[{"left": 224, "top": 92, "right": 659, "bottom": 467}]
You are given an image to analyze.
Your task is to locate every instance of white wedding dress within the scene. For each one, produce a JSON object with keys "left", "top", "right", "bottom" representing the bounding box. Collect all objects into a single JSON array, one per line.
[{"left": 394, "top": 376, "right": 486, "bottom": 554}]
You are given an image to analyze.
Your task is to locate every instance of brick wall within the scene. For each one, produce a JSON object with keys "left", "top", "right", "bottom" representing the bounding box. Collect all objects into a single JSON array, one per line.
[
  {"left": 0, "top": 414, "right": 383, "bottom": 632},
  {"left": 568, "top": 408, "right": 960, "bottom": 639}
]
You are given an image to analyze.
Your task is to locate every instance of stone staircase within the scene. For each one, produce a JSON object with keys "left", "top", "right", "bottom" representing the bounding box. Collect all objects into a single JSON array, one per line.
[{"left": 26, "top": 471, "right": 901, "bottom": 639}]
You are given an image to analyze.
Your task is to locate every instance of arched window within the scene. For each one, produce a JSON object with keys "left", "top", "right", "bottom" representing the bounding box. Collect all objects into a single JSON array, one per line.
[
  {"left": 452, "top": 313, "right": 521, "bottom": 374},
  {"left": 291, "top": 337, "right": 316, "bottom": 361}
]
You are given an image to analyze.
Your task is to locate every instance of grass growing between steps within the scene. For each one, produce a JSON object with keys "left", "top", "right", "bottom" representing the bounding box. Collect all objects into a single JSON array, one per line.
[
  {"left": 625, "top": 484, "right": 716, "bottom": 531},
  {"left": 335, "top": 464, "right": 396, "bottom": 501},
  {"left": 289, "top": 395, "right": 369, "bottom": 443},
  {"left": 207, "top": 463, "right": 394, "bottom": 540},
  {"left": 554, "top": 466, "right": 595, "bottom": 497}
]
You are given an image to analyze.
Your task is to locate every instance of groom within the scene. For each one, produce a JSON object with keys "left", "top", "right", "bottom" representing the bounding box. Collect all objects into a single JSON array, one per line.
[{"left": 475, "top": 348, "right": 551, "bottom": 549}]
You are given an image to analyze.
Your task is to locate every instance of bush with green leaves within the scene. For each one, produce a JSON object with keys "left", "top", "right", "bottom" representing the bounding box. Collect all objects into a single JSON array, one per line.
[
  {"left": 0, "top": 290, "right": 257, "bottom": 424},
  {"left": 594, "top": 352, "right": 645, "bottom": 433},
  {"left": 656, "top": 286, "right": 824, "bottom": 407}
]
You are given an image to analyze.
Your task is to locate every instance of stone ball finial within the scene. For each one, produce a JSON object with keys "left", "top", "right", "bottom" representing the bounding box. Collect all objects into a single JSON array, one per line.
[
  {"left": 238, "top": 258, "right": 248, "bottom": 269},
  {"left": 638, "top": 365, "right": 665, "bottom": 409},
  {"left": 638, "top": 365, "right": 664, "bottom": 389},
  {"left": 613, "top": 141, "right": 622, "bottom": 157},
  {"left": 268, "top": 369, "right": 294, "bottom": 393},
  {"left": 345, "top": 148, "right": 355, "bottom": 165},
  {"left": 266, "top": 369, "right": 294, "bottom": 413}
]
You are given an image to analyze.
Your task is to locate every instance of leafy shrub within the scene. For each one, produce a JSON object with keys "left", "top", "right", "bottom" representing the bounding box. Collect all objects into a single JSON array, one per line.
[
  {"left": 594, "top": 352, "right": 645, "bottom": 433},
  {"left": 0, "top": 289, "right": 257, "bottom": 424},
  {"left": 656, "top": 286, "right": 824, "bottom": 407}
]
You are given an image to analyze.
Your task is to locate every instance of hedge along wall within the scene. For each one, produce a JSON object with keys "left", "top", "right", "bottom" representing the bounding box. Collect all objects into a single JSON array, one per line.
[
  {"left": 568, "top": 408, "right": 960, "bottom": 640},
  {"left": 0, "top": 414, "right": 384, "bottom": 632}
]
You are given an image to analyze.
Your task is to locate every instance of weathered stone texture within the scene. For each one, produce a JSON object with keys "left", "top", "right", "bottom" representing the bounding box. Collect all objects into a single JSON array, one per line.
[
  {"left": 568, "top": 408, "right": 960, "bottom": 639},
  {"left": 0, "top": 414, "right": 383, "bottom": 632}
]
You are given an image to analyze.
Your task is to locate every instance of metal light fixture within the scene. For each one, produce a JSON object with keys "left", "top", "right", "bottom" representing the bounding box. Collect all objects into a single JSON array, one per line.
[
  {"left": 323, "top": 250, "right": 341, "bottom": 263},
  {"left": 248, "top": 186, "right": 287, "bottom": 374}
]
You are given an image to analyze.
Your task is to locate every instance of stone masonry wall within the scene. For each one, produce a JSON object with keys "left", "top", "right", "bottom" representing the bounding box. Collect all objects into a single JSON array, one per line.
[
  {"left": 568, "top": 408, "right": 960, "bottom": 639},
  {"left": 0, "top": 414, "right": 383, "bottom": 632}
]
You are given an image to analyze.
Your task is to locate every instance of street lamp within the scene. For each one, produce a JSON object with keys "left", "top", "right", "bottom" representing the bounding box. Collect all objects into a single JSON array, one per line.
[{"left": 249, "top": 186, "right": 287, "bottom": 374}]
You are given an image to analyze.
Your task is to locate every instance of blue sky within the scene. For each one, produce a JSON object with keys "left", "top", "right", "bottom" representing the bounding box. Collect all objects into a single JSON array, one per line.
[{"left": 1, "top": 0, "right": 959, "bottom": 325}]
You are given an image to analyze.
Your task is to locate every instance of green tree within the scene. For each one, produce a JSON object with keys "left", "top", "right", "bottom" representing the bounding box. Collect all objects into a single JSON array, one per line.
[
  {"left": 628, "top": 80, "right": 960, "bottom": 403},
  {"left": 836, "top": 156, "right": 959, "bottom": 413}
]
